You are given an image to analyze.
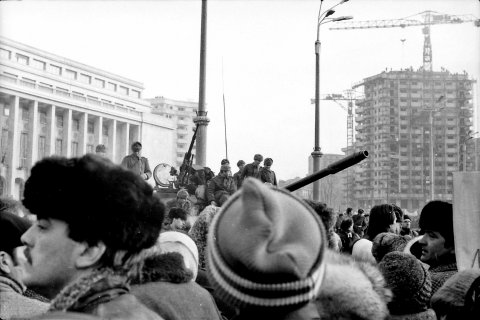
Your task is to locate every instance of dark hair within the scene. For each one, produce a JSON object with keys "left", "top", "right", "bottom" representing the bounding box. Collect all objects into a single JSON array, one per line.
[
  {"left": 0, "top": 209, "right": 31, "bottom": 257},
  {"left": 304, "top": 200, "right": 337, "bottom": 231},
  {"left": 358, "top": 208, "right": 364, "bottom": 215},
  {"left": 264, "top": 158, "right": 273, "bottom": 166},
  {"left": 221, "top": 159, "right": 230, "bottom": 165},
  {"left": 340, "top": 218, "right": 354, "bottom": 232},
  {"left": 168, "top": 207, "right": 188, "bottom": 221},
  {"left": 131, "top": 141, "right": 142, "bottom": 149},
  {"left": 237, "top": 160, "right": 245, "bottom": 167},
  {"left": 346, "top": 207, "right": 353, "bottom": 214},
  {"left": 23, "top": 154, "right": 164, "bottom": 267},
  {"left": 95, "top": 144, "right": 106, "bottom": 153},
  {"left": 419, "top": 201, "right": 454, "bottom": 247},
  {"left": 365, "top": 204, "right": 396, "bottom": 241},
  {"left": 391, "top": 204, "right": 404, "bottom": 223},
  {"left": 253, "top": 154, "right": 263, "bottom": 161}
]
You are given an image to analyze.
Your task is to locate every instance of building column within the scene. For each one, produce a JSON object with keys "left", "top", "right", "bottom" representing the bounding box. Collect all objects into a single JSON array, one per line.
[
  {"left": 47, "top": 105, "right": 56, "bottom": 156},
  {"left": 125, "top": 123, "right": 130, "bottom": 155},
  {"left": 79, "top": 112, "right": 88, "bottom": 155},
  {"left": 94, "top": 116, "right": 103, "bottom": 145},
  {"left": 64, "top": 109, "right": 72, "bottom": 157},
  {"left": 111, "top": 119, "right": 117, "bottom": 161},
  {"left": 8, "top": 96, "right": 20, "bottom": 195},
  {"left": 29, "top": 100, "right": 39, "bottom": 165}
]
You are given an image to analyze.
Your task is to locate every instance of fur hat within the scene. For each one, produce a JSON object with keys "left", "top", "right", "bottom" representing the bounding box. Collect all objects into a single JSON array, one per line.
[
  {"left": 207, "top": 178, "right": 326, "bottom": 309},
  {"left": 220, "top": 164, "right": 231, "bottom": 172},
  {"left": 419, "top": 200, "right": 454, "bottom": 246},
  {"left": 315, "top": 250, "right": 392, "bottom": 320},
  {"left": 253, "top": 154, "right": 263, "bottom": 162},
  {"left": 0, "top": 210, "right": 31, "bottom": 256},
  {"left": 372, "top": 232, "right": 410, "bottom": 263},
  {"left": 379, "top": 252, "right": 431, "bottom": 315},
  {"left": 22, "top": 155, "right": 164, "bottom": 258},
  {"left": 176, "top": 189, "right": 189, "bottom": 199},
  {"left": 431, "top": 269, "right": 480, "bottom": 319}
]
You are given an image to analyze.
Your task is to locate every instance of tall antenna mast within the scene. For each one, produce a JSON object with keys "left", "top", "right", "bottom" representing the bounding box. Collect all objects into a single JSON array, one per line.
[{"left": 222, "top": 58, "right": 228, "bottom": 159}]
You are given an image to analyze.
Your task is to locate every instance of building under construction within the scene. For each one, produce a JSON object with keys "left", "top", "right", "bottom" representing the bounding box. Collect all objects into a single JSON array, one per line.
[{"left": 352, "top": 68, "right": 475, "bottom": 212}]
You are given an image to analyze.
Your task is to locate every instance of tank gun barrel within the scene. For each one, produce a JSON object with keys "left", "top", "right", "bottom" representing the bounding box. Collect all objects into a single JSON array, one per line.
[{"left": 285, "top": 150, "right": 369, "bottom": 192}]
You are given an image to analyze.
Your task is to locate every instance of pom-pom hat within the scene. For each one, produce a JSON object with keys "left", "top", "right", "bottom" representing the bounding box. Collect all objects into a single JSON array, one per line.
[{"left": 207, "top": 178, "right": 326, "bottom": 309}]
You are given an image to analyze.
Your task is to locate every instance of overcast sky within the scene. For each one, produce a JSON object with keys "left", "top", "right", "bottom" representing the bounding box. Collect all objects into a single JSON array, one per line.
[{"left": 1, "top": 0, "right": 479, "bottom": 180}]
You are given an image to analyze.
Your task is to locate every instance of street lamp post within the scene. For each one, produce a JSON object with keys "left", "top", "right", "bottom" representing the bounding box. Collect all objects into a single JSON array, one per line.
[
  {"left": 312, "top": 0, "right": 352, "bottom": 201},
  {"left": 425, "top": 95, "right": 445, "bottom": 201}
]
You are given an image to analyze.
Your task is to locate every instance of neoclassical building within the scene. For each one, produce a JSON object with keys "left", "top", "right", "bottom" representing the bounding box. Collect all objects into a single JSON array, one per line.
[{"left": 0, "top": 36, "right": 175, "bottom": 199}]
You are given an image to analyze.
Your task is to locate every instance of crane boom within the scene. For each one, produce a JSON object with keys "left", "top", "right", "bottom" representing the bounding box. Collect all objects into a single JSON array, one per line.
[{"left": 330, "top": 10, "right": 480, "bottom": 71}]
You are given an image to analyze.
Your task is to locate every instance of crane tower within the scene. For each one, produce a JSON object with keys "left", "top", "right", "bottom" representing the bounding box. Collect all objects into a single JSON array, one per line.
[{"left": 330, "top": 10, "right": 480, "bottom": 72}]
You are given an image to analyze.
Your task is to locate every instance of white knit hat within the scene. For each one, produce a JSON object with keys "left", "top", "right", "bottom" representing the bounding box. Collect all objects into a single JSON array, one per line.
[
  {"left": 207, "top": 178, "right": 326, "bottom": 309},
  {"left": 159, "top": 231, "right": 199, "bottom": 280}
]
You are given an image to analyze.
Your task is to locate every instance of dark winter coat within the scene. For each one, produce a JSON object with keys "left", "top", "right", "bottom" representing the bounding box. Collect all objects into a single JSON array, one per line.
[
  {"left": 338, "top": 229, "right": 360, "bottom": 254},
  {"left": 240, "top": 162, "right": 261, "bottom": 180},
  {"left": 206, "top": 175, "right": 237, "bottom": 203},
  {"left": 258, "top": 167, "right": 277, "bottom": 186},
  {"left": 131, "top": 252, "right": 223, "bottom": 320}
]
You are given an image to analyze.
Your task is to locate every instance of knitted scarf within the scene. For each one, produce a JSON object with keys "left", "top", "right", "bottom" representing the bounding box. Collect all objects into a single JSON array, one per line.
[{"left": 49, "top": 268, "right": 129, "bottom": 312}]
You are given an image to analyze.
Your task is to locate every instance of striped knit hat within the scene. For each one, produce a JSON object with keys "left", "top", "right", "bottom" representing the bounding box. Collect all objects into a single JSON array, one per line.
[{"left": 207, "top": 178, "right": 326, "bottom": 309}]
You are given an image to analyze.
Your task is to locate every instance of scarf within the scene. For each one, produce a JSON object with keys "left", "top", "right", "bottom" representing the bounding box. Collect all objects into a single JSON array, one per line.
[{"left": 49, "top": 268, "right": 129, "bottom": 312}]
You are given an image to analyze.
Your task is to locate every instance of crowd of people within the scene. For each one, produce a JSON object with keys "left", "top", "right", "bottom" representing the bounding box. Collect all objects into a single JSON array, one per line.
[{"left": 0, "top": 150, "right": 479, "bottom": 320}]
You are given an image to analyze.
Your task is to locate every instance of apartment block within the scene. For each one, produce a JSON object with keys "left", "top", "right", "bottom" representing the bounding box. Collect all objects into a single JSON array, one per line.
[
  {"left": 353, "top": 69, "right": 475, "bottom": 212},
  {"left": 148, "top": 96, "right": 198, "bottom": 168}
]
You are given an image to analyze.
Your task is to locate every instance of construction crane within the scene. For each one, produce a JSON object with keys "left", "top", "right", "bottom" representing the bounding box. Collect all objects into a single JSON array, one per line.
[
  {"left": 311, "top": 90, "right": 358, "bottom": 207},
  {"left": 312, "top": 90, "right": 357, "bottom": 153},
  {"left": 330, "top": 10, "right": 480, "bottom": 72}
]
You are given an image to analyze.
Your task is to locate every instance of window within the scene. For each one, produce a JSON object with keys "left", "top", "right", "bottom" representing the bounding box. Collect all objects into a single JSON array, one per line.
[
  {"left": 93, "top": 78, "right": 105, "bottom": 88},
  {"left": 16, "top": 53, "right": 29, "bottom": 65},
  {"left": 49, "top": 64, "right": 62, "bottom": 75},
  {"left": 65, "top": 69, "right": 77, "bottom": 80},
  {"left": 32, "top": 59, "right": 46, "bottom": 70},
  {"left": 38, "top": 136, "right": 46, "bottom": 159},
  {"left": 55, "top": 87, "right": 70, "bottom": 97},
  {"left": 87, "top": 122, "right": 94, "bottom": 134},
  {"left": 119, "top": 86, "right": 129, "bottom": 95},
  {"left": 56, "top": 115, "right": 64, "bottom": 128},
  {"left": 131, "top": 90, "right": 140, "bottom": 98},
  {"left": 1, "top": 129, "right": 9, "bottom": 154},
  {"left": 178, "top": 107, "right": 185, "bottom": 111},
  {"left": 79, "top": 73, "right": 91, "bottom": 84},
  {"left": 86, "top": 144, "right": 94, "bottom": 153},
  {"left": 20, "top": 133, "right": 28, "bottom": 168},
  {"left": 21, "top": 107, "right": 30, "bottom": 121},
  {"left": 39, "top": 111, "right": 47, "bottom": 125},
  {"left": 0, "top": 48, "right": 11, "bottom": 59},
  {"left": 71, "top": 141, "right": 79, "bottom": 157},
  {"left": 55, "top": 139, "right": 63, "bottom": 155},
  {"left": 102, "top": 124, "right": 109, "bottom": 137},
  {"left": 72, "top": 119, "right": 80, "bottom": 131},
  {"left": 107, "top": 82, "right": 116, "bottom": 91}
]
